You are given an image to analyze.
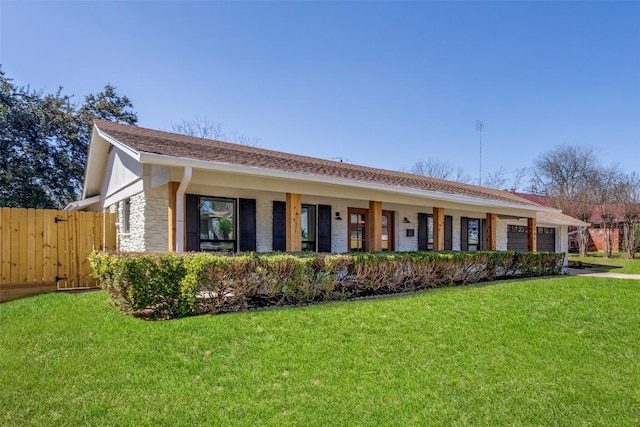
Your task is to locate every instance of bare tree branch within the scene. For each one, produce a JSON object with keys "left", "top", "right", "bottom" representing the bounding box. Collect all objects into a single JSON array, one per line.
[
  {"left": 406, "top": 158, "right": 471, "bottom": 183},
  {"left": 171, "top": 116, "right": 260, "bottom": 147}
]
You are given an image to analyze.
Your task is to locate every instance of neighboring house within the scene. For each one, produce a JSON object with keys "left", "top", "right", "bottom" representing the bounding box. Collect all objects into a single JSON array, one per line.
[
  {"left": 67, "top": 120, "right": 587, "bottom": 258},
  {"left": 517, "top": 193, "right": 635, "bottom": 252}
]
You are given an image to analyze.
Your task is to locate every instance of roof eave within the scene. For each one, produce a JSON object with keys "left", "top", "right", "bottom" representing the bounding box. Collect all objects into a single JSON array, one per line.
[{"left": 138, "top": 151, "right": 558, "bottom": 213}]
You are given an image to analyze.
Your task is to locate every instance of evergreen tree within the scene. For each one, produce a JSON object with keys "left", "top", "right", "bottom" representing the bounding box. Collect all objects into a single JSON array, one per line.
[{"left": 0, "top": 68, "right": 137, "bottom": 208}]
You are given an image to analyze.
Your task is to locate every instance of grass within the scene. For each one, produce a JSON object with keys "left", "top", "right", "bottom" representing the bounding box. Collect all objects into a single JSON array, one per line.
[
  {"left": 2, "top": 277, "right": 640, "bottom": 426},
  {"left": 568, "top": 252, "right": 640, "bottom": 274}
]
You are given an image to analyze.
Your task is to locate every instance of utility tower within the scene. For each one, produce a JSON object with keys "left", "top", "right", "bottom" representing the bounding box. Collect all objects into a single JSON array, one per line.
[{"left": 475, "top": 120, "right": 484, "bottom": 186}]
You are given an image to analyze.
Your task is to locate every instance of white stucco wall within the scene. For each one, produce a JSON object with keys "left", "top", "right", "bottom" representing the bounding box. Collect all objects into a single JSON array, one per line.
[
  {"left": 144, "top": 184, "right": 169, "bottom": 252},
  {"left": 397, "top": 210, "right": 418, "bottom": 252},
  {"left": 497, "top": 218, "right": 510, "bottom": 251},
  {"left": 256, "top": 197, "right": 273, "bottom": 253}
]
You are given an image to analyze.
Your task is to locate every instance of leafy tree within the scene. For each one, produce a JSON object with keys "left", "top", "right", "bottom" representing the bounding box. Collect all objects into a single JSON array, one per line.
[{"left": 0, "top": 68, "right": 137, "bottom": 208}]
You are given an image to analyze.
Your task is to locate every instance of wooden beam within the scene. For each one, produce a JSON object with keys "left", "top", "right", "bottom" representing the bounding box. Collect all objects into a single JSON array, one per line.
[
  {"left": 167, "top": 181, "right": 179, "bottom": 252},
  {"left": 286, "top": 193, "right": 302, "bottom": 252},
  {"left": 485, "top": 212, "right": 497, "bottom": 250},
  {"left": 433, "top": 207, "right": 445, "bottom": 251},
  {"left": 527, "top": 217, "right": 537, "bottom": 252},
  {"left": 368, "top": 201, "right": 382, "bottom": 252}
]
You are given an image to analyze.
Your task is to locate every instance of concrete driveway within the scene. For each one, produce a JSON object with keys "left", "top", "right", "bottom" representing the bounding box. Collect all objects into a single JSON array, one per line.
[{"left": 563, "top": 268, "right": 640, "bottom": 280}]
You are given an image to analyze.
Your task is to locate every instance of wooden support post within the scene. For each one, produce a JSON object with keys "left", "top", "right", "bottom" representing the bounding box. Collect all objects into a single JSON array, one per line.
[
  {"left": 433, "top": 207, "right": 445, "bottom": 251},
  {"left": 485, "top": 213, "right": 497, "bottom": 250},
  {"left": 286, "top": 193, "right": 302, "bottom": 252},
  {"left": 368, "top": 201, "right": 382, "bottom": 252},
  {"left": 527, "top": 217, "right": 537, "bottom": 252},
  {"left": 168, "top": 181, "right": 179, "bottom": 252}
]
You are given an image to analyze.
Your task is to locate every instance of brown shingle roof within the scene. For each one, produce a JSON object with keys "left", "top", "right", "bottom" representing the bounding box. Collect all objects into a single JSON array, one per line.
[{"left": 95, "top": 120, "right": 542, "bottom": 207}]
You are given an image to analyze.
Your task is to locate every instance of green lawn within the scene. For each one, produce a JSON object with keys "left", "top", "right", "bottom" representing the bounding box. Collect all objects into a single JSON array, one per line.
[
  {"left": 2, "top": 277, "right": 639, "bottom": 426},
  {"left": 568, "top": 252, "right": 640, "bottom": 274}
]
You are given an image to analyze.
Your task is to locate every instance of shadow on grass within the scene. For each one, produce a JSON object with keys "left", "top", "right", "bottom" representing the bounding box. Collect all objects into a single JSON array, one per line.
[{"left": 567, "top": 260, "right": 623, "bottom": 272}]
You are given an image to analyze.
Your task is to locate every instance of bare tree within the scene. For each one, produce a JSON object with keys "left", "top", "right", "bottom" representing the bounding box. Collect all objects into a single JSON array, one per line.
[
  {"left": 614, "top": 172, "right": 640, "bottom": 259},
  {"left": 407, "top": 158, "right": 471, "bottom": 183},
  {"left": 172, "top": 116, "right": 225, "bottom": 139},
  {"left": 530, "top": 145, "right": 601, "bottom": 256},
  {"left": 591, "top": 165, "right": 623, "bottom": 258},
  {"left": 530, "top": 145, "right": 598, "bottom": 201},
  {"left": 482, "top": 167, "right": 509, "bottom": 190},
  {"left": 171, "top": 116, "right": 260, "bottom": 147},
  {"left": 511, "top": 167, "right": 530, "bottom": 193}
]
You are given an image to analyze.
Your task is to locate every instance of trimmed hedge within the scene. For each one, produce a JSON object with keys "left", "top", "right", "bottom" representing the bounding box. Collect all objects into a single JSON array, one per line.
[{"left": 89, "top": 251, "right": 565, "bottom": 319}]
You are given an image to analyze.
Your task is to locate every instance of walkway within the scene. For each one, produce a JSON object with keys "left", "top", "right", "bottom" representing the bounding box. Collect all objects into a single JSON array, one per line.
[{"left": 563, "top": 268, "right": 640, "bottom": 280}]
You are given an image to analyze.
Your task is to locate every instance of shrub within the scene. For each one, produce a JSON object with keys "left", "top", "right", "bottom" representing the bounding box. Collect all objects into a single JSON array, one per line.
[{"left": 90, "top": 251, "right": 565, "bottom": 319}]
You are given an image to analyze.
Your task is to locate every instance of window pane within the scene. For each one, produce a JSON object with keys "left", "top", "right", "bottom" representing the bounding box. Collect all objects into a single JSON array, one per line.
[
  {"left": 301, "top": 205, "right": 316, "bottom": 251},
  {"left": 468, "top": 219, "right": 479, "bottom": 245},
  {"left": 200, "top": 241, "right": 235, "bottom": 252},
  {"left": 199, "top": 197, "right": 235, "bottom": 252},
  {"left": 350, "top": 213, "right": 365, "bottom": 251},
  {"left": 302, "top": 205, "right": 316, "bottom": 242},
  {"left": 381, "top": 215, "right": 388, "bottom": 250}
]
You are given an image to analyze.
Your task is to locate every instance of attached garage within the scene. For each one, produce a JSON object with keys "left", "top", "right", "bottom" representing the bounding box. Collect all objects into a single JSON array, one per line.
[
  {"left": 537, "top": 227, "right": 556, "bottom": 252},
  {"left": 507, "top": 225, "right": 555, "bottom": 252}
]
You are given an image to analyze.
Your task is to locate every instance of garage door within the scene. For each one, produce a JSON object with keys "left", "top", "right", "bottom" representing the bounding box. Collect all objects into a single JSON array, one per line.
[
  {"left": 537, "top": 227, "right": 556, "bottom": 252},
  {"left": 507, "top": 225, "right": 556, "bottom": 252},
  {"left": 507, "top": 225, "right": 528, "bottom": 251}
]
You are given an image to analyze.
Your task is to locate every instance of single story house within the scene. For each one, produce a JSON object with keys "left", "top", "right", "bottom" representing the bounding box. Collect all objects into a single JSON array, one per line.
[{"left": 67, "top": 120, "right": 588, "bottom": 258}]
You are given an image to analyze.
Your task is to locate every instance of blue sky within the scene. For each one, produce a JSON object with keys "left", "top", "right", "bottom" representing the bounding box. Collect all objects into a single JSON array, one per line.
[{"left": 1, "top": 1, "right": 638, "bottom": 185}]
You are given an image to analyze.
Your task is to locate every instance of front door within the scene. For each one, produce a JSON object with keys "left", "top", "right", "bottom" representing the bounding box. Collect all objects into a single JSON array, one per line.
[{"left": 348, "top": 208, "right": 394, "bottom": 252}]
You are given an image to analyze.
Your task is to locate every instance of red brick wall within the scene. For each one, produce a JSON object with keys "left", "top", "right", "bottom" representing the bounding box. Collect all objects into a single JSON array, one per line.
[{"left": 588, "top": 227, "right": 621, "bottom": 252}]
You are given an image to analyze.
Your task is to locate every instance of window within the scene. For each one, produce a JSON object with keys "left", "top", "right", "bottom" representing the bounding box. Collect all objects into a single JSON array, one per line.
[
  {"left": 198, "top": 197, "right": 236, "bottom": 252},
  {"left": 349, "top": 209, "right": 367, "bottom": 252},
  {"left": 121, "top": 198, "right": 130, "bottom": 233},
  {"left": 463, "top": 217, "right": 485, "bottom": 252},
  {"left": 348, "top": 208, "right": 394, "bottom": 252},
  {"left": 468, "top": 219, "right": 480, "bottom": 251},
  {"left": 301, "top": 204, "right": 317, "bottom": 251},
  {"left": 427, "top": 215, "right": 434, "bottom": 250}
]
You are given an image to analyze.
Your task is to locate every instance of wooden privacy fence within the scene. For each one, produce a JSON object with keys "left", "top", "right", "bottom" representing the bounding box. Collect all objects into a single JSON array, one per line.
[{"left": 0, "top": 208, "right": 116, "bottom": 302}]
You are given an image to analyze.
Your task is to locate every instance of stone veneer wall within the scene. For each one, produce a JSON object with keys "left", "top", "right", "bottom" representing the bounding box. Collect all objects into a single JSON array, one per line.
[
  {"left": 115, "top": 184, "right": 169, "bottom": 252},
  {"left": 117, "top": 193, "right": 146, "bottom": 252},
  {"left": 331, "top": 203, "right": 348, "bottom": 253}
]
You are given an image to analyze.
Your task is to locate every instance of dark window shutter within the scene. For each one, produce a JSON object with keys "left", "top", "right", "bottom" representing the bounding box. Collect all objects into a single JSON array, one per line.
[
  {"left": 460, "top": 217, "right": 468, "bottom": 251},
  {"left": 418, "top": 213, "right": 428, "bottom": 251},
  {"left": 185, "top": 194, "right": 200, "bottom": 251},
  {"left": 444, "top": 215, "right": 453, "bottom": 250},
  {"left": 239, "top": 198, "right": 256, "bottom": 252},
  {"left": 272, "top": 201, "right": 286, "bottom": 251},
  {"left": 480, "top": 218, "right": 487, "bottom": 250},
  {"left": 317, "top": 204, "right": 332, "bottom": 253}
]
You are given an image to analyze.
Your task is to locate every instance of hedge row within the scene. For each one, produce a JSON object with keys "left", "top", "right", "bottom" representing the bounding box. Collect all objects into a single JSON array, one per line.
[{"left": 89, "top": 251, "right": 565, "bottom": 319}]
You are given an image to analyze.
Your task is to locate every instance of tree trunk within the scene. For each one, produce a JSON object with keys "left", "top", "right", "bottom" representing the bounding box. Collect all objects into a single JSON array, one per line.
[
  {"left": 579, "top": 227, "right": 589, "bottom": 257},
  {"left": 602, "top": 224, "right": 611, "bottom": 258},
  {"left": 624, "top": 222, "right": 638, "bottom": 259}
]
